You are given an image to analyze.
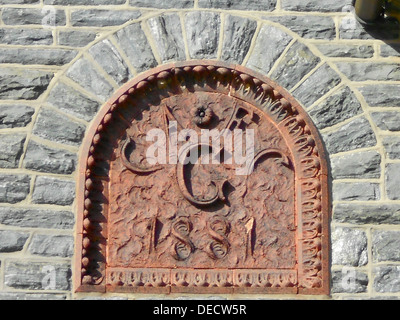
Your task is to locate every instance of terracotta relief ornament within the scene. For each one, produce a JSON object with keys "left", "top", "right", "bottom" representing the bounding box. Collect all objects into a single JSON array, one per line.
[{"left": 75, "top": 60, "right": 330, "bottom": 295}]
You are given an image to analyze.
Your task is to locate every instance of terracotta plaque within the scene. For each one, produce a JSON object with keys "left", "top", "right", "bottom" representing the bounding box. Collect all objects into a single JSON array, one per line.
[{"left": 75, "top": 61, "right": 330, "bottom": 295}]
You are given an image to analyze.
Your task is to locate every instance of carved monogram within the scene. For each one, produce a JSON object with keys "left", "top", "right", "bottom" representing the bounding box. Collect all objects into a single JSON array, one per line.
[{"left": 75, "top": 62, "right": 330, "bottom": 295}]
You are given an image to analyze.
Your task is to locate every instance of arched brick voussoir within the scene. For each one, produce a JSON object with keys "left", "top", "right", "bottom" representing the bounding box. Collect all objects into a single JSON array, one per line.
[
  {"left": 184, "top": 11, "right": 221, "bottom": 60},
  {"left": 112, "top": 22, "right": 158, "bottom": 73},
  {"left": 88, "top": 39, "right": 134, "bottom": 87},
  {"left": 290, "top": 63, "right": 342, "bottom": 109},
  {"left": 268, "top": 41, "right": 321, "bottom": 91},
  {"left": 242, "top": 21, "right": 345, "bottom": 108},
  {"left": 37, "top": 11, "right": 377, "bottom": 171},
  {"left": 45, "top": 81, "right": 101, "bottom": 123},
  {"left": 308, "top": 86, "right": 363, "bottom": 132},
  {"left": 241, "top": 21, "right": 379, "bottom": 169},
  {"left": 31, "top": 106, "right": 87, "bottom": 148},
  {"left": 246, "top": 23, "right": 294, "bottom": 77},
  {"left": 242, "top": 22, "right": 342, "bottom": 112},
  {"left": 220, "top": 14, "right": 258, "bottom": 65},
  {"left": 64, "top": 57, "right": 115, "bottom": 103},
  {"left": 146, "top": 13, "right": 187, "bottom": 63},
  {"left": 307, "top": 85, "right": 377, "bottom": 158},
  {"left": 114, "top": 11, "right": 257, "bottom": 69}
]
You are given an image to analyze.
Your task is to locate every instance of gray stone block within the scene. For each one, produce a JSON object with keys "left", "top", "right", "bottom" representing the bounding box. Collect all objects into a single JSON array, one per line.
[
  {"left": 371, "top": 112, "right": 400, "bottom": 131},
  {"left": 333, "top": 182, "right": 380, "bottom": 201},
  {"left": 373, "top": 230, "right": 400, "bottom": 262},
  {"left": 5, "top": 261, "right": 71, "bottom": 290},
  {"left": 344, "top": 296, "right": 400, "bottom": 300},
  {"left": 89, "top": 39, "right": 132, "bottom": 86},
  {"left": 380, "top": 44, "right": 400, "bottom": 57},
  {"left": 130, "top": 0, "right": 193, "bottom": 8},
  {"left": 246, "top": 24, "right": 293, "bottom": 75},
  {"left": 386, "top": 163, "right": 400, "bottom": 200},
  {"left": 332, "top": 227, "right": 368, "bottom": 267},
  {"left": 78, "top": 296, "right": 129, "bottom": 300},
  {"left": 28, "top": 234, "right": 74, "bottom": 257},
  {"left": 322, "top": 117, "right": 377, "bottom": 154},
  {"left": 292, "top": 64, "right": 341, "bottom": 107},
  {"left": 0, "top": 134, "right": 26, "bottom": 169},
  {"left": 331, "top": 150, "right": 381, "bottom": 179},
  {"left": 23, "top": 141, "right": 76, "bottom": 175},
  {"left": 199, "top": 0, "right": 275, "bottom": 10},
  {"left": 114, "top": 23, "right": 157, "bottom": 73},
  {"left": 0, "top": 207, "right": 74, "bottom": 229},
  {"left": 0, "top": 230, "right": 29, "bottom": 253},
  {"left": 374, "top": 266, "right": 400, "bottom": 293},
  {"left": 71, "top": 9, "right": 141, "bottom": 27},
  {"left": 334, "top": 203, "right": 400, "bottom": 225},
  {"left": 336, "top": 62, "right": 400, "bottom": 81},
  {"left": 270, "top": 41, "right": 320, "bottom": 90},
  {"left": 281, "top": 0, "right": 353, "bottom": 12},
  {"left": 0, "top": 174, "right": 30, "bottom": 204},
  {"left": 0, "top": 0, "right": 39, "bottom": 3},
  {"left": 358, "top": 84, "right": 400, "bottom": 107},
  {"left": 32, "top": 108, "right": 86, "bottom": 147},
  {"left": 147, "top": 13, "right": 186, "bottom": 63},
  {"left": 264, "top": 15, "right": 336, "bottom": 39},
  {"left": 47, "top": 82, "right": 100, "bottom": 122},
  {"left": 32, "top": 176, "right": 75, "bottom": 206},
  {"left": 185, "top": 11, "right": 220, "bottom": 59},
  {"left": 45, "top": 0, "right": 125, "bottom": 4},
  {"left": 383, "top": 136, "right": 400, "bottom": 159},
  {"left": 309, "top": 87, "right": 362, "bottom": 130},
  {"left": 58, "top": 30, "right": 97, "bottom": 47},
  {"left": 2, "top": 8, "right": 66, "bottom": 26},
  {"left": 331, "top": 270, "right": 368, "bottom": 293},
  {"left": 0, "top": 48, "right": 77, "bottom": 66},
  {"left": 221, "top": 15, "right": 257, "bottom": 64},
  {"left": 0, "top": 28, "right": 53, "bottom": 45},
  {"left": 66, "top": 58, "right": 114, "bottom": 102},
  {"left": 0, "top": 68, "right": 53, "bottom": 100},
  {"left": 317, "top": 44, "right": 374, "bottom": 58},
  {"left": 0, "top": 105, "right": 34, "bottom": 129},
  {"left": 0, "top": 293, "right": 67, "bottom": 300},
  {"left": 340, "top": 17, "right": 399, "bottom": 40}
]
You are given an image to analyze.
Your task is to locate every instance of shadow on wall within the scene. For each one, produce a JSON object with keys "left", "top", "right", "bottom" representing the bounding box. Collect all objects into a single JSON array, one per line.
[
  {"left": 352, "top": 0, "right": 400, "bottom": 55},
  {"left": 362, "top": 18, "right": 399, "bottom": 36},
  {"left": 378, "top": 16, "right": 400, "bottom": 55}
]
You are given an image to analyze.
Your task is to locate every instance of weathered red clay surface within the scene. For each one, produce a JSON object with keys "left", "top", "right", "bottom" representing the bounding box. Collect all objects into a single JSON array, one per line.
[{"left": 75, "top": 61, "right": 330, "bottom": 295}]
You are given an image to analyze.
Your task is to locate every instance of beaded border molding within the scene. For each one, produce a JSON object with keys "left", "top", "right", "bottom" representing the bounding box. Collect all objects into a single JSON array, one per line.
[{"left": 74, "top": 60, "right": 330, "bottom": 295}]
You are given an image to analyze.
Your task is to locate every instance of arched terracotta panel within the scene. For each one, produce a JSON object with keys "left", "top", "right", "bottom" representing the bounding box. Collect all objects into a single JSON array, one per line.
[{"left": 74, "top": 60, "right": 330, "bottom": 295}]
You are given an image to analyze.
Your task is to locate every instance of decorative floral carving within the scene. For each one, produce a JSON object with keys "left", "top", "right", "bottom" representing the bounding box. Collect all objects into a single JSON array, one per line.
[
  {"left": 75, "top": 61, "right": 329, "bottom": 295},
  {"left": 191, "top": 105, "right": 214, "bottom": 126}
]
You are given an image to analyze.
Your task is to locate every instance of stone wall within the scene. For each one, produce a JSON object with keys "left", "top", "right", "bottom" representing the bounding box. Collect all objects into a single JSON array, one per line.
[{"left": 0, "top": 0, "right": 399, "bottom": 300}]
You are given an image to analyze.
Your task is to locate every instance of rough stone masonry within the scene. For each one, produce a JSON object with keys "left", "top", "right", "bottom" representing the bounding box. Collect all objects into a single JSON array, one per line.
[{"left": 0, "top": 0, "right": 399, "bottom": 300}]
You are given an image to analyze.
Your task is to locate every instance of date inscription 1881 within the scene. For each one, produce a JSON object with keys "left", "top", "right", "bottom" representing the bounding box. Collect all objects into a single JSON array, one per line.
[{"left": 75, "top": 61, "right": 330, "bottom": 295}]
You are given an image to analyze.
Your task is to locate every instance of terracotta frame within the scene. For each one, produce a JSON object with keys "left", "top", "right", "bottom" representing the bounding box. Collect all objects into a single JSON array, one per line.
[{"left": 74, "top": 60, "right": 330, "bottom": 295}]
